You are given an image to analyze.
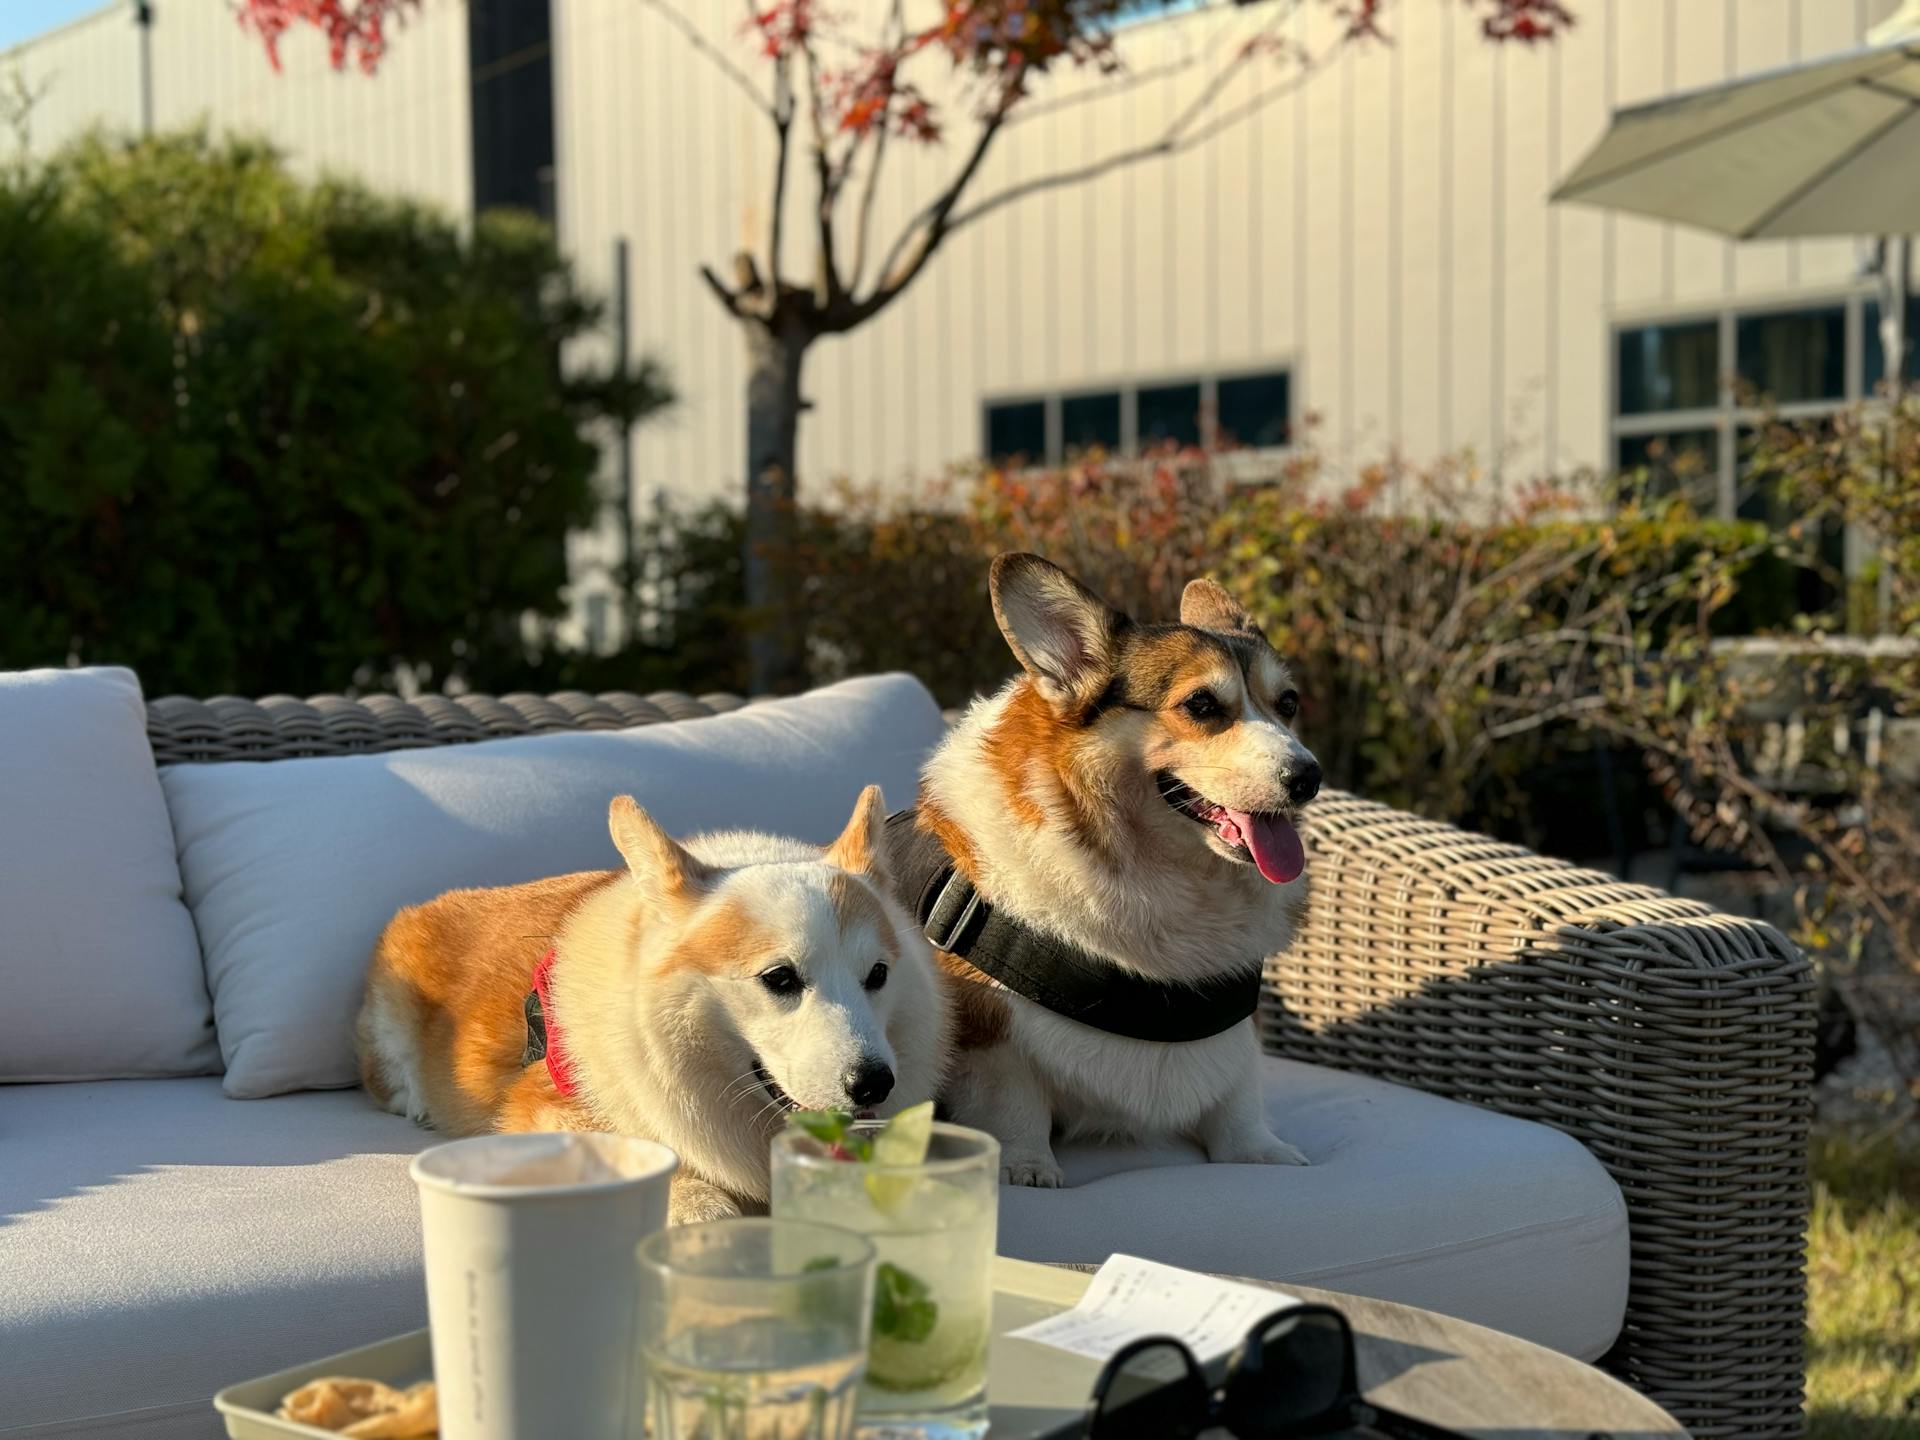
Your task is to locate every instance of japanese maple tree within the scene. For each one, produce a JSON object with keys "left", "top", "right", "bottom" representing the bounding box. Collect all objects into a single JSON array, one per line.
[{"left": 237, "top": 0, "right": 1571, "bottom": 690}]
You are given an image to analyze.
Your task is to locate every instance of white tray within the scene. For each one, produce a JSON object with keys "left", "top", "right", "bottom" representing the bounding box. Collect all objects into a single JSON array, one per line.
[{"left": 214, "top": 1256, "right": 1106, "bottom": 1440}]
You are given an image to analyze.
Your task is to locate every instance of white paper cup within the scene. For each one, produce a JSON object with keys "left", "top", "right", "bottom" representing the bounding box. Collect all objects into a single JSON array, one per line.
[{"left": 409, "top": 1132, "right": 678, "bottom": 1440}]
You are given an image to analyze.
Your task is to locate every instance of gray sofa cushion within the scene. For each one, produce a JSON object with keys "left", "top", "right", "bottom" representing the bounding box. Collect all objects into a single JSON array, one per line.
[
  {"left": 1, "top": 1061, "right": 1628, "bottom": 1439},
  {"left": 1, "top": 1081, "right": 425, "bottom": 1440},
  {"left": 1010, "top": 1056, "right": 1630, "bottom": 1362}
]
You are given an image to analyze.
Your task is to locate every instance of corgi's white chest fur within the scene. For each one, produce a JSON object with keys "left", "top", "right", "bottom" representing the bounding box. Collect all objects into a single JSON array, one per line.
[{"left": 1015, "top": 1005, "right": 1264, "bottom": 1140}]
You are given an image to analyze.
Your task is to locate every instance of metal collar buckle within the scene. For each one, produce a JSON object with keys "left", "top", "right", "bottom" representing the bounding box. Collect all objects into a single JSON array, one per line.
[{"left": 922, "top": 870, "right": 988, "bottom": 955}]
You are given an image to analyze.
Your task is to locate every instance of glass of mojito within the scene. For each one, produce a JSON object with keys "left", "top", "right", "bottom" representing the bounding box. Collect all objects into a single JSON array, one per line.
[{"left": 770, "top": 1106, "right": 999, "bottom": 1439}]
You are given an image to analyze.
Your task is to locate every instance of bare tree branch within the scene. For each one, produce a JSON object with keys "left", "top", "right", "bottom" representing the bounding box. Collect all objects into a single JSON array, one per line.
[
  {"left": 845, "top": 125, "right": 891, "bottom": 296},
  {"left": 699, "top": 264, "right": 746, "bottom": 319},
  {"left": 639, "top": 0, "right": 772, "bottom": 118},
  {"left": 792, "top": 38, "right": 849, "bottom": 307},
  {"left": 844, "top": 0, "right": 906, "bottom": 295},
  {"left": 768, "top": 52, "right": 795, "bottom": 287},
  {"left": 943, "top": 18, "right": 1322, "bottom": 238},
  {"left": 849, "top": 77, "right": 1020, "bottom": 330}
]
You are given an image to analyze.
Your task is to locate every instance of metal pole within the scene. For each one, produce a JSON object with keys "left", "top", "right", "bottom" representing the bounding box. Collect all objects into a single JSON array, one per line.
[
  {"left": 613, "top": 236, "right": 636, "bottom": 649},
  {"left": 134, "top": 1, "right": 153, "bottom": 137}
]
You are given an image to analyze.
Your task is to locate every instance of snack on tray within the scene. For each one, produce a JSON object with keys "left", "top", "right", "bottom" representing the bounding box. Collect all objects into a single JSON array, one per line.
[{"left": 277, "top": 1376, "right": 438, "bottom": 1437}]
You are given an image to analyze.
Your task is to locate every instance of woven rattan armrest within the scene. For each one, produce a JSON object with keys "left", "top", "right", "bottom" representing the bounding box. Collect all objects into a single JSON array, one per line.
[{"left": 1275, "top": 788, "right": 1815, "bottom": 1440}]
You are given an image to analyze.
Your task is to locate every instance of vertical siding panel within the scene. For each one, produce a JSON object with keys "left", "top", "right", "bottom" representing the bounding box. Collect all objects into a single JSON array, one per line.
[
  {"left": 1553, "top": 12, "right": 1610, "bottom": 475},
  {"left": 1300, "top": 4, "right": 1344, "bottom": 462},
  {"left": 1051, "top": 75, "right": 1092, "bottom": 382},
  {"left": 1088, "top": 70, "right": 1128, "bottom": 392},
  {"left": 1169, "top": 22, "right": 1210, "bottom": 372},
  {"left": 1447, "top": 15, "right": 1495, "bottom": 462},
  {"left": 1131, "top": 54, "right": 1172, "bottom": 380},
  {"left": 1609, "top": 0, "right": 1667, "bottom": 310},
  {"left": 12, "top": 10, "right": 141, "bottom": 160},
  {"left": 1255, "top": 10, "right": 1299, "bottom": 380},
  {"left": 1501, "top": 42, "right": 1554, "bottom": 480},
  {"left": 1395, "top": 0, "right": 1444, "bottom": 466},
  {"left": 1347, "top": 36, "right": 1393, "bottom": 461},
  {"left": 1213, "top": 19, "right": 1257, "bottom": 370}
]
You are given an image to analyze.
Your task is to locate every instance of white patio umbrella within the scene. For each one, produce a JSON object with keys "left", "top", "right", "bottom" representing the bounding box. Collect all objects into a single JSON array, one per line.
[{"left": 1553, "top": 1, "right": 1920, "bottom": 380}]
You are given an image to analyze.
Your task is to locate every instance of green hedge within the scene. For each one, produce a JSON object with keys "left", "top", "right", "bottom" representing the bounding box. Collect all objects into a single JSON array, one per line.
[{"left": 0, "top": 129, "right": 667, "bottom": 696}]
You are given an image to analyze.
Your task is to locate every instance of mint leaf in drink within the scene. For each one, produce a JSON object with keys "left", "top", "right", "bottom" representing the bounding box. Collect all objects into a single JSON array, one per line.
[
  {"left": 788, "top": 1109, "right": 879, "bottom": 1160},
  {"left": 789, "top": 1110, "right": 852, "bottom": 1146},
  {"left": 803, "top": 1255, "right": 840, "bottom": 1273},
  {"left": 873, "top": 1261, "right": 939, "bottom": 1344}
]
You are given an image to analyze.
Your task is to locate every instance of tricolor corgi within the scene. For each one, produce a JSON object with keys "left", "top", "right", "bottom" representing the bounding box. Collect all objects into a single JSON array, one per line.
[
  {"left": 886, "top": 555, "right": 1319, "bottom": 1186},
  {"left": 357, "top": 786, "right": 949, "bottom": 1223}
]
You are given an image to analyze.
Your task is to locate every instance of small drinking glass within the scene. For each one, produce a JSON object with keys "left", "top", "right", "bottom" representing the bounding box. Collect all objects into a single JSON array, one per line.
[
  {"left": 770, "top": 1122, "right": 1000, "bottom": 1439},
  {"left": 636, "top": 1217, "right": 876, "bottom": 1440}
]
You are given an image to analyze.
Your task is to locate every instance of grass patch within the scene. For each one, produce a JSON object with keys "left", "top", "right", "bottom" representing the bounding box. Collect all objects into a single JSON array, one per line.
[{"left": 1806, "top": 1125, "right": 1920, "bottom": 1439}]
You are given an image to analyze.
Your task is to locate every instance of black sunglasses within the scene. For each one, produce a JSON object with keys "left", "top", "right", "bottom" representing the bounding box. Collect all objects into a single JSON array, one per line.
[{"left": 1083, "top": 1303, "right": 1470, "bottom": 1440}]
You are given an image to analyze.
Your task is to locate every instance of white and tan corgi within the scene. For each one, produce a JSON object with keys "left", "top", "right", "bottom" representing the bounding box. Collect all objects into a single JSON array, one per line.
[
  {"left": 357, "top": 785, "right": 949, "bottom": 1223},
  {"left": 893, "top": 554, "right": 1320, "bottom": 1187}
]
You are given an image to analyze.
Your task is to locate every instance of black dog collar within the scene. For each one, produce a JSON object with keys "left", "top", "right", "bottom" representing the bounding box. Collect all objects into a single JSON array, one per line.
[{"left": 883, "top": 808, "right": 1261, "bottom": 1043}]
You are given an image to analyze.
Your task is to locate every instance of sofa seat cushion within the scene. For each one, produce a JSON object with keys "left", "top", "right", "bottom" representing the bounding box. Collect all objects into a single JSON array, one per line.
[
  {"left": 1007, "top": 1056, "right": 1630, "bottom": 1363},
  {"left": 0, "top": 1080, "right": 426, "bottom": 1440},
  {"left": 0, "top": 1061, "right": 1628, "bottom": 1440}
]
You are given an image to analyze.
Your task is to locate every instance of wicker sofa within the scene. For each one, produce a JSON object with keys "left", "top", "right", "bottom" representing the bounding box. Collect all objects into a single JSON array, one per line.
[{"left": 135, "top": 684, "right": 1818, "bottom": 1439}]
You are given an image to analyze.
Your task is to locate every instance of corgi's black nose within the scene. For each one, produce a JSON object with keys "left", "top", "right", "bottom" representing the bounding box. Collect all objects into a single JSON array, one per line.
[
  {"left": 1287, "top": 759, "right": 1323, "bottom": 805},
  {"left": 848, "top": 1061, "right": 895, "bottom": 1108}
]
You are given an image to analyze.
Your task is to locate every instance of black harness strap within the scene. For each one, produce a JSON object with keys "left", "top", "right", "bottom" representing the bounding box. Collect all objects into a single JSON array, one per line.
[{"left": 883, "top": 808, "right": 1261, "bottom": 1043}]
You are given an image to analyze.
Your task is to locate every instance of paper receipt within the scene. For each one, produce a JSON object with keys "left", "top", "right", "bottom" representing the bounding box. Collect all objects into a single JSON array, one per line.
[{"left": 1007, "top": 1254, "right": 1299, "bottom": 1363}]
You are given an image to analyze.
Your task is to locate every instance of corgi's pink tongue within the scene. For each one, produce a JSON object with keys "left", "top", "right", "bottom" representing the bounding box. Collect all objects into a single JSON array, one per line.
[{"left": 1222, "top": 807, "right": 1305, "bottom": 884}]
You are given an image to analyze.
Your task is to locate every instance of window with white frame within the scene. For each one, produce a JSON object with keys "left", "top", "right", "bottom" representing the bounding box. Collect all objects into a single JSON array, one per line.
[
  {"left": 1610, "top": 297, "right": 1892, "bottom": 607},
  {"left": 983, "top": 367, "right": 1292, "bottom": 465},
  {"left": 1609, "top": 298, "right": 1886, "bottom": 519}
]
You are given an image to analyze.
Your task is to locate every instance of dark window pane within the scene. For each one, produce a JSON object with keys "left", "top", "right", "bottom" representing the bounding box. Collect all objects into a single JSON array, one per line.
[
  {"left": 1617, "top": 322, "right": 1719, "bottom": 414},
  {"left": 1735, "top": 307, "right": 1844, "bottom": 403},
  {"left": 1617, "top": 429, "right": 1720, "bottom": 510},
  {"left": 1862, "top": 297, "right": 1920, "bottom": 391},
  {"left": 1061, "top": 392, "right": 1121, "bottom": 455},
  {"left": 986, "top": 400, "right": 1046, "bottom": 462},
  {"left": 1137, "top": 381, "right": 1202, "bottom": 448},
  {"left": 469, "top": 0, "right": 554, "bottom": 218},
  {"left": 1216, "top": 371, "right": 1290, "bottom": 448}
]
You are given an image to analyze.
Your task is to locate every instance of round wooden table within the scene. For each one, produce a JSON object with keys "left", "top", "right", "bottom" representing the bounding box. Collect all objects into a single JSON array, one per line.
[
  {"left": 1276, "top": 1278, "right": 1688, "bottom": 1440},
  {"left": 994, "top": 1260, "right": 1689, "bottom": 1440}
]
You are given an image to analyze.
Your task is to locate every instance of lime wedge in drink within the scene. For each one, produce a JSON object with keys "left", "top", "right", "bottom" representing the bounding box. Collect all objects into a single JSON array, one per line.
[{"left": 863, "top": 1100, "right": 934, "bottom": 1212}]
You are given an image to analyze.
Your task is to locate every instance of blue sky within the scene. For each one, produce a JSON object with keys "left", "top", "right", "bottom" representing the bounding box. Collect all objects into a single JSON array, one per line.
[{"left": 0, "top": 0, "right": 114, "bottom": 54}]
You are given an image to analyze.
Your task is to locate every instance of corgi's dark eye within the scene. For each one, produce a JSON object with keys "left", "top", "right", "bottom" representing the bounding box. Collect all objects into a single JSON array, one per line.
[
  {"left": 1277, "top": 690, "right": 1300, "bottom": 720},
  {"left": 759, "top": 965, "right": 804, "bottom": 997},
  {"left": 864, "top": 963, "right": 889, "bottom": 991},
  {"left": 1182, "top": 689, "right": 1223, "bottom": 722}
]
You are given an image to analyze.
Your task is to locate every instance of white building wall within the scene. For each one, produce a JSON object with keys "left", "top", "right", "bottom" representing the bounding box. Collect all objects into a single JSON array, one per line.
[
  {"left": 4, "top": 1, "right": 469, "bottom": 213},
  {"left": 8, "top": 0, "right": 1910, "bottom": 518},
  {"left": 4, "top": 7, "right": 140, "bottom": 160},
  {"left": 550, "top": 0, "right": 1907, "bottom": 518}
]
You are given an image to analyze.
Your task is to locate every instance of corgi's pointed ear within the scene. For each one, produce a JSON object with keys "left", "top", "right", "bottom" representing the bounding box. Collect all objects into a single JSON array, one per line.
[
  {"left": 825, "top": 784, "right": 888, "bottom": 885},
  {"left": 1181, "top": 578, "right": 1259, "bottom": 636},
  {"left": 608, "top": 796, "right": 709, "bottom": 902},
  {"left": 990, "top": 552, "right": 1128, "bottom": 712}
]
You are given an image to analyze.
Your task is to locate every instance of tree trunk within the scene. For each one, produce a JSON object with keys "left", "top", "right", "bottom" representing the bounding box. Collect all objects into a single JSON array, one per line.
[{"left": 743, "top": 321, "right": 809, "bottom": 694}]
